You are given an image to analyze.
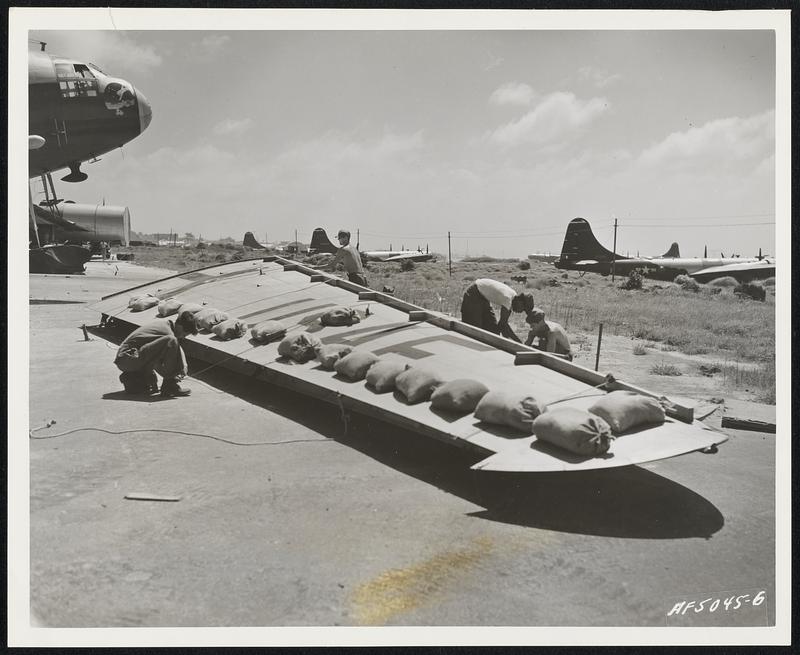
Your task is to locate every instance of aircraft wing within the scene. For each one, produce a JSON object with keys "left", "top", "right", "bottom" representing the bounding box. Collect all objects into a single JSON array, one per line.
[
  {"left": 689, "top": 259, "right": 776, "bottom": 283},
  {"left": 383, "top": 253, "right": 434, "bottom": 262},
  {"left": 90, "top": 257, "right": 726, "bottom": 473}
]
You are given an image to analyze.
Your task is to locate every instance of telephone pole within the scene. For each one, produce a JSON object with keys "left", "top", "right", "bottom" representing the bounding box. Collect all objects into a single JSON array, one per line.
[
  {"left": 448, "top": 231, "right": 452, "bottom": 277},
  {"left": 611, "top": 218, "right": 618, "bottom": 282}
]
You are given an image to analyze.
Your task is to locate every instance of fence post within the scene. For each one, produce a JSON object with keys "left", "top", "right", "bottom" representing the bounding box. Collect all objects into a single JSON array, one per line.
[{"left": 595, "top": 322, "right": 604, "bottom": 371}]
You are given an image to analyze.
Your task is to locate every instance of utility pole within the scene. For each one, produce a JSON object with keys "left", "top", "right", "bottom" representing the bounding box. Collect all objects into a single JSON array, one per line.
[
  {"left": 448, "top": 231, "right": 452, "bottom": 277},
  {"left": 356, "top": 229, "right": 360, "bottom": 249},
  {"left": 611, "top": 218, "right": 618, "bottom": 282}
]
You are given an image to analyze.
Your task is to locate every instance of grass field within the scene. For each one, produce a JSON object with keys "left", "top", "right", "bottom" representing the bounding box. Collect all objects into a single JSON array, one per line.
[{"left": 117, "top": 244, "right": 776, "bottom": 403}]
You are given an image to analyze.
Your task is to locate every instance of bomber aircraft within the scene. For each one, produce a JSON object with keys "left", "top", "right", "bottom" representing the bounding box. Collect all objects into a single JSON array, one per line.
[
  {"left": 553, "top": 217, "right": 771, "bottom": 282},
  {"left": 309, "top": 227, "right": 435, "bottom": 263}
]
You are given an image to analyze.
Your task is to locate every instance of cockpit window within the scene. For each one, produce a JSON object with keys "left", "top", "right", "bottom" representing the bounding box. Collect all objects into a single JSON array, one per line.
[{"left": 55, "top": 62, "right": 99, "bottom": 98}]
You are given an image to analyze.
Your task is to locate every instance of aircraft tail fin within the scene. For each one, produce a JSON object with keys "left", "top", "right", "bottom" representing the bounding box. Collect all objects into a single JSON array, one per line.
[
  {"left": 557, "top": 217, "right": 623, "bottom": 264},
  {"left": 243, "top": 232, "right": 265, "bottom": 249},
  {"left": 661, "top": 242, "right": 680, "bottom": 258},
  {"left": 309, "top": 227, "right": 338, "bottom": 254}
]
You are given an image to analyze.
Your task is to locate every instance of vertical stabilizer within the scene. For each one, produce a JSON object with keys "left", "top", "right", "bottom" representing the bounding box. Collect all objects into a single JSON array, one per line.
[
  {"left": 243, "top": 232, "right": 265, "bottom": 249},
  {"left": 660, "top": 242, "right": 680, "bottom": 258},
  {"left": 308, "top": 227, "right": 338, "bottom": 254},
  {"left": 557, "top": 217, "right": 623, "bottom": 264}
]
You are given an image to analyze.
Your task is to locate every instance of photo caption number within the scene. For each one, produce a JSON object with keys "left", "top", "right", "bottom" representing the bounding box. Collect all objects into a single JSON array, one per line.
[{"left": 667, "top": 591, "right": 766, "bottom": 617}]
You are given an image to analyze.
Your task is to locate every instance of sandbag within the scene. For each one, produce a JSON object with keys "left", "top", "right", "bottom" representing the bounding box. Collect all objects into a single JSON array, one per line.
[
  {"left": 395, "top": 367, "right": 445, "bottom": 404},
  {"left": 334, "top": 350, "right": 379, "bottom": 381},
  {"left": 129, "top": 295, "right": 159, "bottom": 312},
  {"left": 212, "top": 318, "right": 248, "bottom": 341},
  {"left": 178, "top": 302, "right": 204, "bottom": 315},
  {"left": 588, "top": 390, "right": 666, "bottom": 434},
  {"left": 320, "top": 307, "right": 360, "bottom": 327},
  {"left": 532, "top": 408, "right": 613, "bottom": 456},
  {"left": 250, "top": 320, "right": 287, "bottom": 344},
  {"left": 128, "top": 293, "right": 157, "bottom": 309},
  {"left": 277, "top": 332, "right": 322, "bottom": 363},
  {"left": 474, "top": 390, "right": 545, "bottom": 433},
  {"left": 430, "top": 379, "right": 490, "bottom": 413},
  {"left": 195, "top": 308, "right": 230, "bottom": 331},
  {"left": 365, "top": 360, "right": 407, "bottom": 393},
  {"left": 316, "top": 344, "right": 353, "bottom": 370},
  {"left": 157, "top": 298, "right": 183, "bottom": 317}
]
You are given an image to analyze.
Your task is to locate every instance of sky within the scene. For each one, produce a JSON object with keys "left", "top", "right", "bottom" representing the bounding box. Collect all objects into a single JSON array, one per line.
[{"left": 28, "top": 26, "right": 777, "bottom": 258}]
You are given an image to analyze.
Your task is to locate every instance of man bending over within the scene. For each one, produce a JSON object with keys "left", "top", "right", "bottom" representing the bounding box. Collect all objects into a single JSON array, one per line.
[{"left": 114, "top": 309, "right": 198, "bottom": 397}]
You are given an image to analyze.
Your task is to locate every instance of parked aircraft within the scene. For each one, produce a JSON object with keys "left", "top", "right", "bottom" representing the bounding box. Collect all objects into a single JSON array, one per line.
[
  {"left": 309, "top": 227, "right": 434, "bottom": 262},
  {"left": 553, "top": 217, "right": 768, "bottom": 282},
  {"left": 28, "top": 45, "right": 152, "bottom": 273}
]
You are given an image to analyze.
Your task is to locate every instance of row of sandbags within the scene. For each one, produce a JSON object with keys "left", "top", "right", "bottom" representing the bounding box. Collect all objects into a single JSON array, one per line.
[
  {"left": 128, "top": 294, "right": 248, "bottom": 340},
  {"left": 275, "top": 331, "right": 667, "bottom": 457}
]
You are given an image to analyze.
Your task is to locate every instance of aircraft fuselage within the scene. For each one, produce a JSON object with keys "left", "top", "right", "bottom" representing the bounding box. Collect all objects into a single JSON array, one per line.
[{"left": 28, "top": 50, "right": 152, "bottom": 180}]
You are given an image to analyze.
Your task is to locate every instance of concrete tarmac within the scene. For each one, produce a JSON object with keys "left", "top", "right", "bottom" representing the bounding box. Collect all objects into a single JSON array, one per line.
[{"left": 26, "top": 262, "right": 776, "bottom": 628}]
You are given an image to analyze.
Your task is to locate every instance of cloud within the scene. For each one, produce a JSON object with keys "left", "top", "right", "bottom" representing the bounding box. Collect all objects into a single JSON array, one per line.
[
  {"left": 638, "top": 110, "right": 775, "bottom": 169},
  {"left": 489, "top": 82, "right": 535, "bottom": 107},
  {"left": 212, "top": 118, "right": 254, "bottom": 137},
  {"left": 578, "top": 66, "right": 622, "bottom": 89},
  {"left": 37, "top": 31, "right": 162, "bottom": 74},
  {"left": 487, "top": 91, "right": 609, "bottom": 147}
]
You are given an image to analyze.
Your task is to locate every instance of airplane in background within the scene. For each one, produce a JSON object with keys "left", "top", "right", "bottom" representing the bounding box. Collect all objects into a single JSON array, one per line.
[
  {"left": 308, "top": 227, "right": 435, "bottom": 262},
  {"left": 28, "top": 44, "right": 152, "bottom": 273},
  {"left": 553, "top": 217, "right": 772, "bottom": 282}
]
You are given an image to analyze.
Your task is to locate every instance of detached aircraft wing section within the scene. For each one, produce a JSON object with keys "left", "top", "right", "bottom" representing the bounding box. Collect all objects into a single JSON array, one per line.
[{"left": 90, "top": 257, "right": 725, "bottom": 472}]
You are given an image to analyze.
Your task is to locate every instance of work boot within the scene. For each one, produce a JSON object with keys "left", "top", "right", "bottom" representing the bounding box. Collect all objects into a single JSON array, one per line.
[
  {"left": 160, "top": 378, "right": 191, "bottom": 397},
  {"left": 119, "top": 371, "right": 152, "bottom": 395},
  {"left": 145, "top": 371, "right": 159, "bottom": 394}
]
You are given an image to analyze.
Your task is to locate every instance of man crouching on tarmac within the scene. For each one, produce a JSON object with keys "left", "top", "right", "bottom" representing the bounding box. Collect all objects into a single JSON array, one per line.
[{"left": 114, "top": 309, "right": 198, "bottom": 397}]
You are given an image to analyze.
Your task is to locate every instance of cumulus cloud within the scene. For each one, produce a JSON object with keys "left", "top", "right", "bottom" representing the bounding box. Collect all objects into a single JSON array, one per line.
[
  {"left": 638, "top": 110, "right": 775, "bottom": 169},
  {"left": 578, "top": 66, "right": 622, "bottom": 89},
  {"left": 489, "top": 82, "right": 536, "bottom": 107},
  {"left": 487, "top": 91, "right": 609, "bottom": 147},
  {"left": 212, "top": 118, "right": 254, "bottom": 137},
  {"left": 36, "top": 31, "right": 162, "bottom": 74}
]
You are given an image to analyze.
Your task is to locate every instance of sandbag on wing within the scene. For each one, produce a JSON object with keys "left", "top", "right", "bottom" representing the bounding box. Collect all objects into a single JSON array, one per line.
[
  {"left": 395, "top": 367, "right": 445, "bottom": 404},
  {"left": 430, "top": 379, "right": 490, "bottom": 414},
  {"left": 157, "top": 298, "right": 183, "bottom": 317},
  {"left": 195, "top": 308, "right": 230, "bottom": 331},
  {"left": 277, "top": 332, "right": 322, "bottom": 363},
  {"left": 588, "top": 390, "right": 666, "bottom": 434},
  {"left": 366, "top": 360, "right": 407, "bottom": 393},
  {"left": 474, "top": 390, "right": 545, "bottom": 433},
  {"left": 250, "top": 320, "right": 287, "bottom": 344},
  {"left": 316, "top": 344, "right": 354, "bottom": 371},
  {"left": 334, "top": 350, "right": 380, "bottom": 381},
  {"left": 320, "top": 307, "right": 361, "bottom": 327},
  {"left": 212, "top": 318, "right": 248, "bottom": 341},
  {"left": 532, "top": 408, "right": 613, "bottom": 456},
  {"left": 128, "top": 293, "right": 159, "bottom": 312}
]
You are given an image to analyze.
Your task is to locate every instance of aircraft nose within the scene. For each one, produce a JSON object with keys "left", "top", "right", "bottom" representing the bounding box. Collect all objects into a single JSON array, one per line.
[{"left": 135, "top": 87, "right": 152, "bottom": 133}]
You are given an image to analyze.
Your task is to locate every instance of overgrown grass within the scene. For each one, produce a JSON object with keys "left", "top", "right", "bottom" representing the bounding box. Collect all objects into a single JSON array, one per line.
[{"left": 650, "top": 362, "right": 683, "bottom": 376}]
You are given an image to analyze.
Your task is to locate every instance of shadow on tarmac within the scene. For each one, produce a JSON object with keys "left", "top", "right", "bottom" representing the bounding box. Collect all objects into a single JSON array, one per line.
[
  {"left": 185, "top": 360, "right": 725, "bottom": 541},
  {"left": 88, "top": 324, "right": 724, "bottom": 539}
]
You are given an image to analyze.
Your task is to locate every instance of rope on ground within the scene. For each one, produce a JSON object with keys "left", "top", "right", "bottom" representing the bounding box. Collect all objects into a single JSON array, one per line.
[{"left": 28, "top": 424, "right": 332, "bottom": 447}]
